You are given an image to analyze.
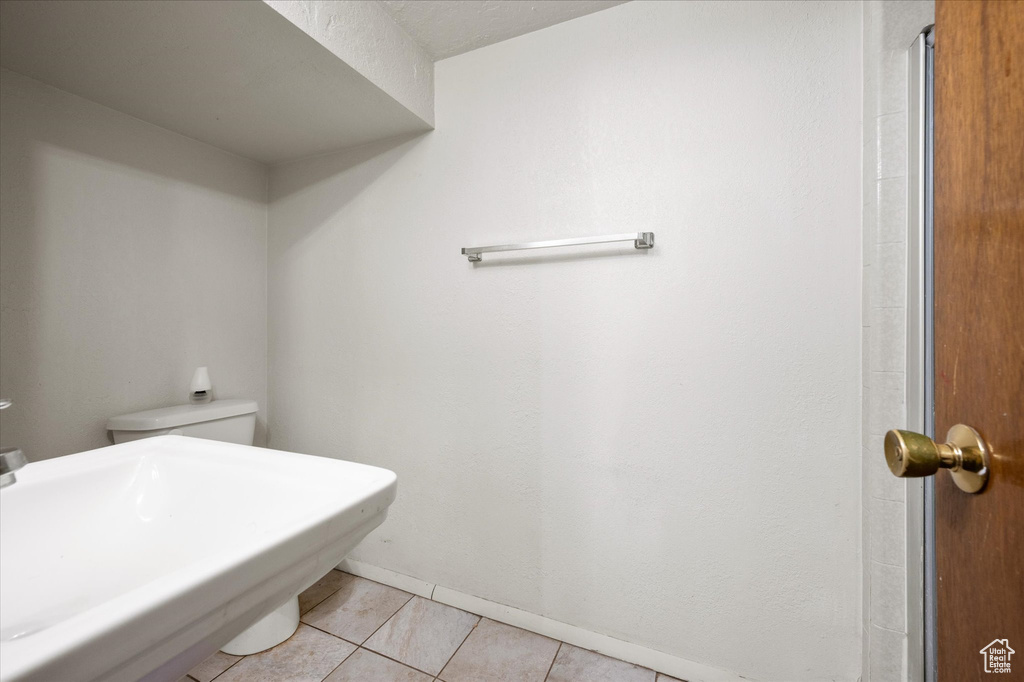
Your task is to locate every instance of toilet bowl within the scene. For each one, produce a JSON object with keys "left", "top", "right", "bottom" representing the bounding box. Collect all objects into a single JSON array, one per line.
[{"left": 106, "top": 399, "right": 300, "bottom": 655}]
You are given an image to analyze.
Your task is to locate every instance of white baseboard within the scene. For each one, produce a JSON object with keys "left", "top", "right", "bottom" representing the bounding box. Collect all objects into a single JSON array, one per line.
[
  {"left": 337, "top": 558, "right": 748, "bottom": 682},
  {"left": 337, "top": 558, "right": 434, "bottom": 599}
]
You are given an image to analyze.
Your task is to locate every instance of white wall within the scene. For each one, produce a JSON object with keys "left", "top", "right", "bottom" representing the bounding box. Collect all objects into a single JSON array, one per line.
[
  {"left": 0, "top": 69, "right": 268, "bottom": 459},
  {"left": 268, "top": 2, "right": 863, "bottom": 680},
  {"left": 263, "top": 0, "right": 435, "bottom": 127}
]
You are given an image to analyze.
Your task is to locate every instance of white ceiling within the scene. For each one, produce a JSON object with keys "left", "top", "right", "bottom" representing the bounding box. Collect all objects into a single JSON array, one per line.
[
  {"left": 0, "top": 0, "right": 431, "bottom": 163},
  {"left": 379, "top": 0, "right": 629, "bottom": 60}
]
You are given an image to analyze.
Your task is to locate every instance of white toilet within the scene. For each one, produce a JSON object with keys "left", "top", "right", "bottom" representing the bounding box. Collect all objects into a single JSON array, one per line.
[
  {"left": 106, "top": 399, "right": 301, "bottom": 655},
  {"left": 107, "top": 399, "right": 257, "bottom": 445}
]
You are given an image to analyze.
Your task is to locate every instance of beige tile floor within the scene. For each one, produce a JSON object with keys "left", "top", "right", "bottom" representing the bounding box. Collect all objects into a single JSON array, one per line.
[{"left": 181, "top": 571, "right": 685, "bottom": 682}]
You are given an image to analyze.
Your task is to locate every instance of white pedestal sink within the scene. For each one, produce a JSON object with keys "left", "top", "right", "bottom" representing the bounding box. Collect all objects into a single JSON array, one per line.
[{"left": 0, "top": 436, "right": 397, "bottom": 682}]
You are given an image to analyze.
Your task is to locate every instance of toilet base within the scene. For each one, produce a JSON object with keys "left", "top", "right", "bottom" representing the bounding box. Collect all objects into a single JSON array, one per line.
[{"left": 220, "top": 596, "right": 299, "bottom": 655}]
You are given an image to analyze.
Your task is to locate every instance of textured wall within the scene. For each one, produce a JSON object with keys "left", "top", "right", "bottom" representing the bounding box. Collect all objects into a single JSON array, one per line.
[
  {"left": 264, "top": 0, "right": 434, "bottom": 127},
  {"left": 268, "top": 2, "right": 863, "bottom": 680},
  {"left": 378, "top": 0, "right": 628, "bottom": 60},
  {"left": 0, "top": 69, "right": 268, "bottom": 458},
  {"left": 860, "top": 2, "right": 935, "bottom": 680}
]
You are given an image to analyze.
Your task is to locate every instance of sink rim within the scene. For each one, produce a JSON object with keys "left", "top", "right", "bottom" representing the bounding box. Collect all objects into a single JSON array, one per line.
[{"left": 0, "top": 435, "right": 397, "bottom": 682}]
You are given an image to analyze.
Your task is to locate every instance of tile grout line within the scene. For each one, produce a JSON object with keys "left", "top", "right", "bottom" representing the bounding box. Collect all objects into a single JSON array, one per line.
[
  {"left": 353, "top": 644, "right": 439, "bottom": 678},
  {"left": 301, "top": 580, "right": 414, "bottom": 647},
  {"left": 542, "top": 641, "right": 563, "bottom": 682},
  {"left": 869, "top": 494, "right": 906, "bottom": 503},
  {"left": 359, "top": 591, "right": 416, "bottom": 644},
  {"left": 214, "top": 572, "right": 674, "bottom": 682},
  {"left": 341, "top": 576, "right": 488, "bottom": 680},
  {"left": 433, "top": 614, "right": 483, "bottom": 681},
  {"left": 200, "top": 574, "right": 420, "bottom": 682},
  {"left": 872, "top": 623, "right": 910, "bottom": 635},
  {"left": 299, "top": 618, "right": 438, "bottom": 675},
  {"left": 301, "top": 574, "right": 349, "bottom": 615},
  {"left": 322, "top": 591, "right": 442, "bottom": 677},
  {"left": 207, "top": 651, "right": 245, "bottom": 682},
  {"left": 300, "top": 570, "right": 358, "bottom": 622},
  {"left": 343, "top": 572, "right": 673, "bottom": 681},
  {"left": 301, "top": 620, "right": 366, "bottom": 648},
  {"left": 317, "top": 642, "right": 360, "bottom": 682},
  {"left": 868, "top": 558, "right": 907, "bottom": 570}
]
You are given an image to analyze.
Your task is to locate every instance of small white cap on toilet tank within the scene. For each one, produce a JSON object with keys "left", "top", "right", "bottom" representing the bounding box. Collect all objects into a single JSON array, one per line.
[{"left": 189, "top": 366, "right": 212, "bottom": 404}]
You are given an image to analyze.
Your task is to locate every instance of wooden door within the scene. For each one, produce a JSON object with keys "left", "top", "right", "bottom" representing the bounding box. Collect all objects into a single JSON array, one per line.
[{"left": 934, "top": 0, "right": 1024, "bottom": 679}]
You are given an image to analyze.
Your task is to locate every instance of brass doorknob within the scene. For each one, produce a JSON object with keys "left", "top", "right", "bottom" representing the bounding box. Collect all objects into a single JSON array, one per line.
[{"left": 884, "top": 424, "right": 990, "bottom": 493}]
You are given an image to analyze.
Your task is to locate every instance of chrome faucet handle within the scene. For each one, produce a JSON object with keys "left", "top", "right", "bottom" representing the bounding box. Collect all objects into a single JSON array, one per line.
[
  {"left": 0, "top": 448, "right": 27, "bottom": 488},
  {"left": 0, "top": 399, "right": 27, "bottom": 488}
]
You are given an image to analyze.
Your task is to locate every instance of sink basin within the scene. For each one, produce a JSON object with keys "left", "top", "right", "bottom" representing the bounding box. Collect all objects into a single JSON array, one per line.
[{"left": 0, "top": 436, "right": 397, "bottom": 682}]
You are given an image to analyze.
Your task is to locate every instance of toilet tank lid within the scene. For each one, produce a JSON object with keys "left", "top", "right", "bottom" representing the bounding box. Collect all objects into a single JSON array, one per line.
[{"left": 106, "top": 399, "right": 258, "bottom": 431}]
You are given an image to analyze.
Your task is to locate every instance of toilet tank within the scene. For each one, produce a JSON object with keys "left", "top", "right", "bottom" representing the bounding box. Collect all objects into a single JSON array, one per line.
[{"left": 106, "top": 399, "right": 258, "bottom": 445}]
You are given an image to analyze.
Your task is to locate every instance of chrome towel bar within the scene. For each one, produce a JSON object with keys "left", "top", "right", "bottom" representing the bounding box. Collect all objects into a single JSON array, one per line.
[{"left": 461, "top": 232, "right": 654, "bottom": 262}]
